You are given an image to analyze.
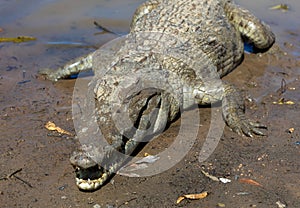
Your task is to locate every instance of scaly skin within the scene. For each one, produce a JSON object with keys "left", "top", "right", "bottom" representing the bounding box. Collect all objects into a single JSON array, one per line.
[{"left": 41, "top": 0, "right": 275, "bottom": 191}]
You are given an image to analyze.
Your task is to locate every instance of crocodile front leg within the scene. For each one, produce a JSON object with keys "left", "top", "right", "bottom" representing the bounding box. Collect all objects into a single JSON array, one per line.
[
  {"left": 193, "top": 80, "right": 266, "bottom": 137},
  {"left": 221, "top": 83, "right": 266, "bottom": 137}
]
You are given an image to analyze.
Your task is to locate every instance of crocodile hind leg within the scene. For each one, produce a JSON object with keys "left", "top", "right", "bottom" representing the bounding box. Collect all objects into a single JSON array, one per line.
[
  {"left": 224, "top": 1, "right": 275, "bottom": 50},
  {"left": 39, "top": 52, "right": 93, "bottom": 81},
  {"left": 193, "top": 80, "right": 266, "bottom": 137}
]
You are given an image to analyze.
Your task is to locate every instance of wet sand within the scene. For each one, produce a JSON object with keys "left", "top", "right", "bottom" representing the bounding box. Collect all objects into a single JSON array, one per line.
[{"left": 0, "top": 0, "right": 299, "bottom": 207}]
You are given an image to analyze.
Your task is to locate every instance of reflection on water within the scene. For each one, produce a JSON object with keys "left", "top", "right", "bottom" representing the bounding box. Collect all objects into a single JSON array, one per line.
[
  {"left": 1, "top": 0, "right": 299, "bottom": 45},
  {"left": 0, "top": 0, "right": 142, "bottom": 24},
  {"left": 0, "top": 0, "right": 144, "bottom": 43},
  {"left": 0, "top": 0, "right": 299, "bottom": 73},
  {"left": 0, "top": 0, "right": 146, "bottom": 72},
  {"left": 1, "top": 0, "right": 299, "bottom": 43},
  {"left": 237, "top": 0, "right": 300, "bottom": 48}
]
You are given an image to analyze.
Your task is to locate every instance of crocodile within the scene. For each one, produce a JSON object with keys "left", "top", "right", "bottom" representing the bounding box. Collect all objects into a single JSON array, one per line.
[{"left": 40, "top": 0, "right": 275, "bottom": 191}]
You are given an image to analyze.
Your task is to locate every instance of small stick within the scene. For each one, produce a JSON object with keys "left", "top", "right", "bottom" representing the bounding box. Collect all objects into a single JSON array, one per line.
[
  {"left": 12, "top": 175, "right": 33, "bottom": 188},
  {"left": 280, "top": 78, "right": 287, "bottom": 94},
  {"left": 0, "top": 168, "right": 33, "bottom": 188},
  {"left": 8, "top": 168, "right": 23, "bottom": 178},
  {"left": 117, "top": 197, "right": 137, "bottom": 208},
  {"left": 0, "top": 168, "right": 22, "bottom": 180},
  {"left": 93, "top": 21, "right": 116, "bottom": 34},
  {"left": 22, "top": 70, "right": 26, "bottom": 79}
]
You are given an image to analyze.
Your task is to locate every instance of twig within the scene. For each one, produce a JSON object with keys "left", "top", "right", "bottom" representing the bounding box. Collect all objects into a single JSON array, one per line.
[
  {"left": 280, "top": 78, "right": 287, "bottom": 94},
  {"left": 0, "top": 168, "right": 33, "bottom": 188},
  {"left": 117, "top": 197, "right": 138, "bottom": 208},
  {"left": 93, "top": 21, "right": 116, "bottom": 35},
  {"left": 12, "top": 175, "right": 33, "bottom": 188},
  {"left": 8, "top": 168, "right": 23, "bottom": 178},
  {"left": 0, "top": 168, "right": 22, "bottom": 180}
]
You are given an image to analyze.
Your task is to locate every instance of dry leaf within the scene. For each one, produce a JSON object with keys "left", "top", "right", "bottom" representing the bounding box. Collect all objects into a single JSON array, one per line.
[
  {"left": 273, "top": 98, "right": 295, "bottom": 105},
  {"left": 118, "top": 155, "right": 160, "bottom": 176},
  {"left": 0, "top": 36, "right": 36, "bottom": 43},
  {"left": 176, "top": 196, "right": 185, "bottom": 204},
  {"left": 45, "top": 121, "right": 73, "bottom": 136},
  {"left": 238, "top": 178, "right": 263, "bottom": 187},
  {"left": 184, "top": 192, "right": 208, "bottom": 199},
  {"left": 276, "top": 201, "right": 286, "bottom": 208},
  {"left": 269, "top": 4, "right": 289, "bottom": 11},
  {"left": 201, "top": 170, "right": 219, "bottom": 182},
  {"left": 176, "top": 191, "right": 208, "bottom": 204},
  {"left": 288, "top": 128, "right": 295, "bottom": 133},
  {"left": 285, "top": 100, "right": 295, "bottom": 105}
]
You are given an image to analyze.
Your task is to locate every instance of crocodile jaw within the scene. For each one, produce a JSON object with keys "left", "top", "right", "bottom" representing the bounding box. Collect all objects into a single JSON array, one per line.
[
  {"left": 74, "top": 162, "right": 119, "bottom": 191},
  {"left": 76, "top": 177, "right": 105, "bottom": 190},
  {"left": 70, "top": 146, "right": 125, "bottom": 191},
  {"left": 75, "top": 168, "right": 108, "bottom": 191}
]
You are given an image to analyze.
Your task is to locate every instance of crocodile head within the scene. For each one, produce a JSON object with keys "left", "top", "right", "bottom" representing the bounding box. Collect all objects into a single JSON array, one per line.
[
  {"left": 69, "top": 143, "right": 126, "bottom": 191},
  {"left": 70, "top": 89, "right": 165, "bottom": 191},
  {"left": 70, "top": 152, "right": 107, "bottom": 191}
]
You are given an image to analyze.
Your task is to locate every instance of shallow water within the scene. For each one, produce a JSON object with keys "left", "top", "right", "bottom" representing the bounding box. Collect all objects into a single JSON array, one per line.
[
  {"left": 1, "top": 0, "right": 298, "bottom": 99},
  {"left": 1, "top": 0, "right": 299, "bottom": 47},
  {"left": 0, "top": 0, "right": 140, "bottom": 44}
]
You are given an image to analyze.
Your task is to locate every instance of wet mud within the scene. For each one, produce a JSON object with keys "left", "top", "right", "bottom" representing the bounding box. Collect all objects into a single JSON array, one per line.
[{"left": 0, "top": 0, "right": 299, "bottom": 207}]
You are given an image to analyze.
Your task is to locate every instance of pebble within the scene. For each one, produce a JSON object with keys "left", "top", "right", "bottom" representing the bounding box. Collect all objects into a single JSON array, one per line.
[
  {"left": 217, "top": 203, "right": 226, "bottom": 207},
  {"left": 58, "top": 184, "right": 68, "bottom": 191},
  {"left": 93, "top": 204, "right": 101, "bottom": 208}
]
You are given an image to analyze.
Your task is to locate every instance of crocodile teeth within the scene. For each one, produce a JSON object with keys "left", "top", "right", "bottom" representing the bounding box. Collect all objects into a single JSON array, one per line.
[
  {"left": 75, "top": 177, "right": 106, "bottom": 191},
  {"left": 74, "top": 162, "right": 119, "bottom": 190},
  {"left": 78, "top": 181, "right": 94, "bottom": 190}
]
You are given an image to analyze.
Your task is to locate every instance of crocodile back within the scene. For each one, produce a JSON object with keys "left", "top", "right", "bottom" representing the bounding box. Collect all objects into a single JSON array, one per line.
[{"left": 130, "top": 0, "right": 244, "bottom": 78}]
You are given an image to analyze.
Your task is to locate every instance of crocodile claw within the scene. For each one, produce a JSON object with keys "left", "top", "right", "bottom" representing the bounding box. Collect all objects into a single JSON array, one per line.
[{"left": 231, "top": 119, "right": 267, "bottom": 137}]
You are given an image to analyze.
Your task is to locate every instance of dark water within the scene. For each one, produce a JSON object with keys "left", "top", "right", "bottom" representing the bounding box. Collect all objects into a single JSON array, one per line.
[
  {"left": 1, "top": 0, "right": 298, "bottom": 97},
  {"left": 0, "top": 0, "right": 300, "bottom": 96},
  {"left": 0, "top": 0, "right": 299, "bottom": 106},
  {"left": 1, "top": 0, "right": 299, "bottom": 47},
  {"left": 0, "top": 0, "right": 140, "bottom": 44},
  {"left": 238, "top": 0, "right": 300, "bottom": 55}
]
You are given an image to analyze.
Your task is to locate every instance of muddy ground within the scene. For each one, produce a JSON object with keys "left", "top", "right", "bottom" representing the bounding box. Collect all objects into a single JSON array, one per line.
[{"left": 0, "top": 0, "right": 299, "bottom": 207}]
